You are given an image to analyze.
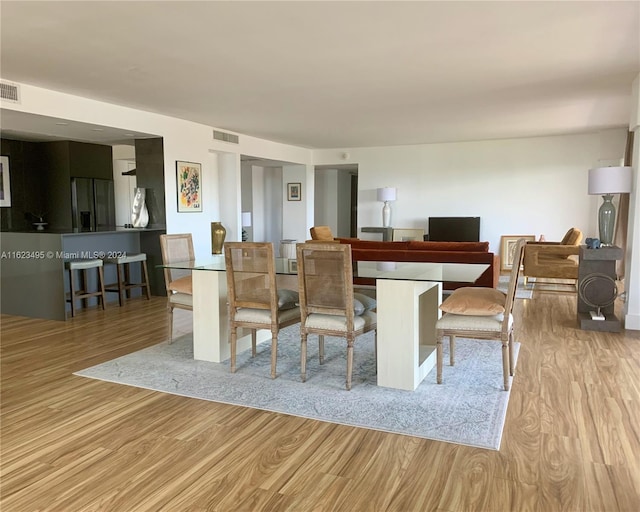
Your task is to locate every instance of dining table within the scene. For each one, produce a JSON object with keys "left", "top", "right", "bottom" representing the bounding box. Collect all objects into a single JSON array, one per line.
[{"left": 160, "top": 256, "right": 489, "bottom": 391}]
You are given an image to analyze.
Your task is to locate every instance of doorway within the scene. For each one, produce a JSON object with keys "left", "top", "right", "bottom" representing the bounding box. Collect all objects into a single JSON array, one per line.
[{"left": 314, "top": 164, "right": 358, "bottom": 238}]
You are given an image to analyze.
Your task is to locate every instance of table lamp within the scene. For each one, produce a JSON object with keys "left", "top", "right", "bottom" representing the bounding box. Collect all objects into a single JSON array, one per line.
[
  {"left": 377, "top": 187, "right": 397, "bottom": 227},
  {"left": 241, "top": 211, "right": 252, "bottom": 242},
  {"left": 588, "top": 166, "right": 632, "bottom": 246}
]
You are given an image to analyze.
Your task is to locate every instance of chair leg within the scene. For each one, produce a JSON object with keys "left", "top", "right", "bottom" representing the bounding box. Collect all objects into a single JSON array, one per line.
[
  {"left": 168, "top": 306, "right": 175, "bottom": 343},
  {"left": 81, "top": 269, "right": 88, "bottom": 310},
  {"left": 68, "top": 268, "right": 77, "bottom": 318},
  {"left": 374, "top": 330, "right": 378, "bottom": 363},
  {"left": 301, "top": 332, "right": 308, "bottom": 382},
  {"left": 508, "top": 331, "right": 515, "bottom": 376},
  {"left": 251, "top": 331, "right": 257, "bottom": 357},
  {"left": 230, "top": 326, "right": 238, "bottom": 373},
  {"left": 346, "top": 336, "right": 354, "bottom": 391},
  {"left": 318, "top": 335, "right": 325, "bottom": 364},
  {"left": 98, "top": 266, "right": 107, "bottom": 310},
  {"left": 502, "top": 339, "right": 510, "bottom": 391},
  {"left": 436, "top": 335, "right": 443, "bottom": 384},
  {"left": 141, "top": 260, "right": 151, "bottom": 300},
  {"left": 116, "top": 263, "right": 124, "bottom": 307},
  {"left": 449, "top": 335, "right": 456, "bottom": 366},
  {"left": 270, "top": 330, "right": 278, "bottom": 379}
]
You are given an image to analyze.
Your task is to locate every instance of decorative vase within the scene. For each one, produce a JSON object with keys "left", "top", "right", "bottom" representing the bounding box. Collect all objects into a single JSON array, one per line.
[
  {"left": 211, "top": 222, "right": 226, "bottom": 254},
  {"left": 598, "top": 194, "right": 615, "bottom": 246},
  {"left": 131, "top": 187, "right": 149, "bottom": 228}
]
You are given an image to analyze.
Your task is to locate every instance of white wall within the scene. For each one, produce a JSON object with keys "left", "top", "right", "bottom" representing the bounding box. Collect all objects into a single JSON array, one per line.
[
  {"left": 282, "top": 164, "right": 308, "bottom": 241},
  {"left": 313, "top": 129, "right": 628, "bottom": 253}
]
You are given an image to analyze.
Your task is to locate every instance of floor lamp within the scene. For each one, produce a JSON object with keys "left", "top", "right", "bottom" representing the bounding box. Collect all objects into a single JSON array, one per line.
[{"left": 588, "top": 166, "right": 632, "bottom": 246}]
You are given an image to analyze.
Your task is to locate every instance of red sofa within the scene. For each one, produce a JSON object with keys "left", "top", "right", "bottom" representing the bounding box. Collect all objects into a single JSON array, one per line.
[{"left": 335, "top": 239, "right": 500, "bottom": 290}]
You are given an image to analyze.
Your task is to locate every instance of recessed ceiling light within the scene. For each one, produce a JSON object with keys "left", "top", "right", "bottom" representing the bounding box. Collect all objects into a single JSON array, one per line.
[
  {"left": 91, "top": 128, "right": 104, "bottom": 132},
  {"left": 55, "top": 122, "right": 68, "bottom": 126},
  {"left": 124, "top": 133, "right": 135, "bottom": 137}
]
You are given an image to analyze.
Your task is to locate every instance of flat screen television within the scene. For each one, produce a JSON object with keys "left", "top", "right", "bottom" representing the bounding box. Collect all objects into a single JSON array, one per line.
[{"left": 428, "top": 216, "right": 480, "bottom": 242}]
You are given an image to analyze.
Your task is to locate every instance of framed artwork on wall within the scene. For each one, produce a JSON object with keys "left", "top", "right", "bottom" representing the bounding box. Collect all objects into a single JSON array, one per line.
[
  {"left": 176, "top": 160, "right": 202, "bottom": 212},
  {"left": 0, "top": 156, "right": 11, "bottom": 207},
  {"left": 287, "top": 182, "right": 301, "bottom": 201},
  {"left": 500, "top": 235, "right": 535, "bottom": 270}
]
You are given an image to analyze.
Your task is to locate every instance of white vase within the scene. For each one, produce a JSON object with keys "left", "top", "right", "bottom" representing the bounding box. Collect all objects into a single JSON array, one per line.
[{"left": 132, "top": 187, "right": 149, "bottom": 228}]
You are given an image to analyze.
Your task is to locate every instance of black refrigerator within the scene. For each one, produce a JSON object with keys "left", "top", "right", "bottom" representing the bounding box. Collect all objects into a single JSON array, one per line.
[{"left": 71, "top": 178, "right": 116, "bottom": 232}]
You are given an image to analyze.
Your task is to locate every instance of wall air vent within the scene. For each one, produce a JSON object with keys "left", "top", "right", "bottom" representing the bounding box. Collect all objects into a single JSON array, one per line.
[
  {"left": 213, "top": 130, "right": 239, "bottom": 144},
  {"left": 0, "top": 81, "right": 20, "bottom": 103}
]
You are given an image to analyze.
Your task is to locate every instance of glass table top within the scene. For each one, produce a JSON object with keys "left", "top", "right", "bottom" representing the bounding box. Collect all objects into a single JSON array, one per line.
[{"left": 161, "top": 256, "right": 489, "bottom": 284}]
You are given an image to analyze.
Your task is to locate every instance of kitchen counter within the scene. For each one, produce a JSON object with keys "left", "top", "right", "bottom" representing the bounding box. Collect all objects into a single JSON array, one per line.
[{"left": 1, "top": 228, "right": 166, "bottom": 321}]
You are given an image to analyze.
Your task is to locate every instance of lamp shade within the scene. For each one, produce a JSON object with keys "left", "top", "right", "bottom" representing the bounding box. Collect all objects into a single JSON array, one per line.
[
  {"left": 377, "top": 187, "right": 397, "bottom": 202},
  {"left": 241, "top": 211, "right": 252, "bottom": 227},
  {"left": 588, "top": 166, "right": 632, "bottom": 195}
]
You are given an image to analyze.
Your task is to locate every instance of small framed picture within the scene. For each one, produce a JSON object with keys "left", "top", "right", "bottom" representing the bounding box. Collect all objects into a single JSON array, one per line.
[
  {"left": 176, "top": 160, "right": 202, "bottom": 212},
  {"left": 500, "top": 235, "right": 536, "bottom": 270},
  {"left": 287, "top": 182, "right": 301, "bottom": 201},
  {"left": 0, "top": 156, "right": 11, "bottom": 207},
  {"left": 288, "top": 259, "right": 298, "bottom": 273}
]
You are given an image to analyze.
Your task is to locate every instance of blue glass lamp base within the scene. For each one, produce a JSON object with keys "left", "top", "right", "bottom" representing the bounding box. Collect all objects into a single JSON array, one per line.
[{"left": 598, "top": 194, "right": 616, "bottom": 246}]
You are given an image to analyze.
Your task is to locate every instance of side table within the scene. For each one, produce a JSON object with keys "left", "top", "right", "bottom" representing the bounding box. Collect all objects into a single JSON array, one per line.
[
  {"left": 577, "top": 245, "right": 623, "bottom": 332},
  {"left": 361, "top": 227, "right": 393, "bottom": 241}
]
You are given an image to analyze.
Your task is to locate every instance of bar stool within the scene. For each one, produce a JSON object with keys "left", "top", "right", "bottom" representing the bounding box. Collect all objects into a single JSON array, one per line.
[
  {"left": 103, "top": 253, "right": 151, "bottom": 306},
  {"left": 65, "top": 259, "right": 107, "bottom": 317}
]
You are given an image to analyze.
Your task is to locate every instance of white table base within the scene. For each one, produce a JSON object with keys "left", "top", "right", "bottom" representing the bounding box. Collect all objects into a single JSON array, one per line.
[{"left": 376, "top": 280, "right": 442, "bottom": 390}]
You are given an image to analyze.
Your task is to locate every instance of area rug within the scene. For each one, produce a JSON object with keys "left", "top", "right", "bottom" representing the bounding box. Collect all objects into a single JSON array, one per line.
[
  {"left": 74, "top": 326, "right": 519, "bottom": 450},
  {"left": 497, "top": 275, "right": 533, "bottom": 299}
]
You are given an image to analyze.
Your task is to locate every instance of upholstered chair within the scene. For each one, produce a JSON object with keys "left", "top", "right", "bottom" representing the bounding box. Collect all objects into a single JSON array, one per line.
[
  {"left": 436, "top": 238, "right": 526, "bottom": 391},
  {"left": 309, "top": 226, "right": 335, "bottom": 241},
  {"left": 159, "top": 234, "right": 195, "bottom": 342},
  {"left": 522, "top": 227, "right": 583, "bottom": 285},
  {"left": 224, "top": 242, "right": 301, "bottom": 378},
  {"left": 296, "top": 243, "right": 377, "bottom": 390}
]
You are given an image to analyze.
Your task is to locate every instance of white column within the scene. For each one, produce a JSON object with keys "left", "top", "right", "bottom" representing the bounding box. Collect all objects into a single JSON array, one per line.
[{"left": 625, "top": 74, "right": 640, "bottom": 330}]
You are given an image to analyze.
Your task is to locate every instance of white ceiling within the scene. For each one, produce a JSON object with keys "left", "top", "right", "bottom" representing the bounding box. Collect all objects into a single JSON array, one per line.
[{"left": 1, "top": 1, "right": 639, "bottom": 149}]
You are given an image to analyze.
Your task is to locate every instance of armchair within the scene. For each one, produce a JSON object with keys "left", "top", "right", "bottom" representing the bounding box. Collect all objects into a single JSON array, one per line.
[
  {"left": 309, "top": 226, "right": 335, "bottom": 241},
  {"left": 522, "top": 228, "right": 583, "bottom": 285}
]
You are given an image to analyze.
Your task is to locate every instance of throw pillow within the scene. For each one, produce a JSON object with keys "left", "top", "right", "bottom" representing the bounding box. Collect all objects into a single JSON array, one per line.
[
  {"left": 277, "top": 289, "right": 299, "bottom": 310},
  {"left": 439, "top": 287, "right": 506, "bottom": 316},
  {"left": 354, "top": 292, "right": 377, "bottom": 310},
  {"left": 169, "top": 276, "right": 192, "bottom": 294}
]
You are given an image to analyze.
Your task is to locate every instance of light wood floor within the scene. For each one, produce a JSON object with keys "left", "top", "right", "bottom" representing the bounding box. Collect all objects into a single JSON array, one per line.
[{"left": 1, "top": 290, "right": 639, "bottom": 511}]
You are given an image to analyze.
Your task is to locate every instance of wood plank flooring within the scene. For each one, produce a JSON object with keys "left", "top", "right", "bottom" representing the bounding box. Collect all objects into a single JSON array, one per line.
[{"left": 1, "top": 290, "right": 639, "bottom": 511}]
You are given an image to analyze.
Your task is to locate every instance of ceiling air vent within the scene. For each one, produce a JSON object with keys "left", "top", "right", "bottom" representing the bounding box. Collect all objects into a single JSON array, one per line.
[
  {"left": 0, "top": 81, "right": 21, "bottom": 103},
  {"left": 213, "top": 130, "right": 239, "bottom": 144}
]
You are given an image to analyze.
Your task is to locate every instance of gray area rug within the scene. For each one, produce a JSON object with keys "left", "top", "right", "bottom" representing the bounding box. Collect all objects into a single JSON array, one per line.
[{"left": 74, "top": 326, "right": 519, "bottom": 450}]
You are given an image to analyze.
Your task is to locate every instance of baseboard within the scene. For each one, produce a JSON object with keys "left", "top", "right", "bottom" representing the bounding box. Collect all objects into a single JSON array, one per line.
[{"left": 624, "top": 313, "right": 640, "bottom": 331}]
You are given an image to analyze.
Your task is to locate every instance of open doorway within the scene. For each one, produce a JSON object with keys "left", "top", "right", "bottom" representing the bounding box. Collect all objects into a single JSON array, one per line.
[
  {"left": 314, "top": 164, "right": 358, "bottom": 238},
  {"left": 240, "top": 155, "right": 306, "bottom": 245}
]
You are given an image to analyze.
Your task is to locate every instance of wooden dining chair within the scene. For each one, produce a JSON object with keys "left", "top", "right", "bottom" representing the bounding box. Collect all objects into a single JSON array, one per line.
[
  {"left": 296, "top": 242, "right": 377, "bottom": 390},
  {"left": 435, "top": 238, "right": 526, "bottom": 390},
  {"left": 224, "top": 242, "right": 301, "bottom": 378},
  {"left": 159, "top": 233, "right": 195, "bottom": 343}
]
